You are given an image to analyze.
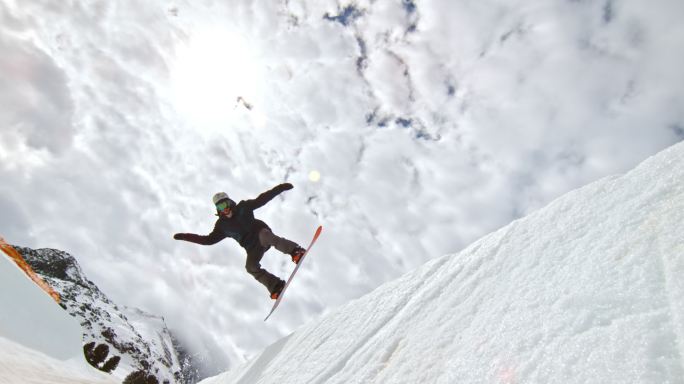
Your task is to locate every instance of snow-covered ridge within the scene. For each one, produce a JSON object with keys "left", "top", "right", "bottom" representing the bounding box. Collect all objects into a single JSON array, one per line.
[
  {"left": 204, "top": 141, "right": 684, "bottom": 384},
  {"left": 15, "top": 247, "right": 189, "bottom": 383},
  {"left": 0, "top": 243, "right": 116, "bottom": 383}
]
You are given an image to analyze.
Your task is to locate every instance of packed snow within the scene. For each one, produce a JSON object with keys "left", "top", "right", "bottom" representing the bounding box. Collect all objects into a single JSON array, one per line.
[
  {"left": 0, "top": 337, "right": 116, "bottom": 384},
  {"left": 201, "top": 141, "right": 684, "bottom": 383},
  {"left": 0, "top": 249, "right": 116, "bottom": 383}
]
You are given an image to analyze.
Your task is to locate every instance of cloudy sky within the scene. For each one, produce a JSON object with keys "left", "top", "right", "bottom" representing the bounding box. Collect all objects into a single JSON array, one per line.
[{"left": 1, "top": 0, "right": 683, "bottom": 378}]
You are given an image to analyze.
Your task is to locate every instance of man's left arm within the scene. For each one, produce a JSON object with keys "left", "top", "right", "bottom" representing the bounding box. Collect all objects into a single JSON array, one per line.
[{"left": 246, "top": 183, "right": 293, "bottom": 210}]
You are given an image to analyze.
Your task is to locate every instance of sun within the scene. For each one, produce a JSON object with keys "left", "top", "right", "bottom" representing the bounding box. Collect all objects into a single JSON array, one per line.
[{"left": 170, "top": 27, "right": 262, "bottom": 130}]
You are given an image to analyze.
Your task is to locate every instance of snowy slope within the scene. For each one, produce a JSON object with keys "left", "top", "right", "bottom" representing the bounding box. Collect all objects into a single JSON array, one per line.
[
  {"left": 0, "top": 336, "right": 117, "bottom": 384},
  {"left": 203, "top": 141, "right": 684, "bottom": 384},
  {"left": 0, "top": 249, "right": 116, "bottom": 384}
]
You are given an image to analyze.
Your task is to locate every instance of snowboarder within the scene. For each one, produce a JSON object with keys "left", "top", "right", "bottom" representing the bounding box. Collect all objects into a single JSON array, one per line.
[{"left": 173, "top": 183, "right": 306, "bottom": 300}]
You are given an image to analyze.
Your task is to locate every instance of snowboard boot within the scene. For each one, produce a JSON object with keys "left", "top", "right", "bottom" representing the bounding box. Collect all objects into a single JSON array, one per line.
[
  {"left": 290, "top": 247, "right": 306, "bottom": 264},
  {"left": 270, "top": 280, "right": 286, "bottom": 300}
]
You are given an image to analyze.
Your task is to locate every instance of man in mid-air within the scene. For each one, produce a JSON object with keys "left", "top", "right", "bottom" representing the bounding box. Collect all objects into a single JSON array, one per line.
[{"left": 173, "top": 183, "right": 305, "bottom": 300}]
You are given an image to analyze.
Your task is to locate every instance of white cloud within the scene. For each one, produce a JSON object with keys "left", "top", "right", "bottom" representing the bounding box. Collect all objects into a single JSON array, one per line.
[{"left": 0, "top": 33, "right": 74, "bottom": 158}]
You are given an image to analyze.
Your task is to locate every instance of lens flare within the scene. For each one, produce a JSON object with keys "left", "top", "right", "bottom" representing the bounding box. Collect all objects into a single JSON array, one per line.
[{"left": 308, "top": 170, "right": 321, "bottom": 183}]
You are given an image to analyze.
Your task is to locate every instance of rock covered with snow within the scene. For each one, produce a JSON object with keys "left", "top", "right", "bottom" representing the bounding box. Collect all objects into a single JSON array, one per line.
[
  {"left": 0, "top": 250, "right": 117, "bottom": 383},
  {"left": 16, "top": 246, "right": 189, "bottom": 383}
]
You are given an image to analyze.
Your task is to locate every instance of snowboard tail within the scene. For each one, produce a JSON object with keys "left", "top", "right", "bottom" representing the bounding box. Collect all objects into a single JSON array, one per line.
[{"left": 264, "top": 225, "right": 323, "bottom": 321}]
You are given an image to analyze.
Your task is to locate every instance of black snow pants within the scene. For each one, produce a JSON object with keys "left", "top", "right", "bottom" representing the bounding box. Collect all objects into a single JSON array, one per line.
[{"left": 245, "top": 228, "right": 299, "bottom": 294}]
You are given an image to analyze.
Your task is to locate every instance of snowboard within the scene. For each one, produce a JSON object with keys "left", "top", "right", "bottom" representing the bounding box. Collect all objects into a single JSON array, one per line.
[{"left": 265, "top": 225, "right": 323, "bottom": 321}]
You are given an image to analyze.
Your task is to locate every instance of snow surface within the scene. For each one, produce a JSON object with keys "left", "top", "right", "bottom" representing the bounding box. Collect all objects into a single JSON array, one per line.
[
  {"left": 0, "top": 250, "right": 116, "bottom": 383},
  {"left": 0, "top": 336, "right": 116, "bottom": 384},
  {"left": 201, "top": 141, "right": 684, "bottom": 383}
]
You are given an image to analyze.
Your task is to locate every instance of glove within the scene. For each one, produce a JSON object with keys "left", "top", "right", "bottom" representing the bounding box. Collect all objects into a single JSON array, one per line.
[
  {"left": 173, "top": 233, "right": 187, "bottom": 240},
  {"left": 278, "top": 183, "right": 294, "bottom": 191}
]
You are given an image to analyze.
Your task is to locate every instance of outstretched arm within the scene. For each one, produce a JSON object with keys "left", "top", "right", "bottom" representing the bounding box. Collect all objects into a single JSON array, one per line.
[
  {"left": 245, "top": 183, "right": 293, "bottom": 210},
  {"left": 173, "top": 228, "right": 225, "bottom": 245}
]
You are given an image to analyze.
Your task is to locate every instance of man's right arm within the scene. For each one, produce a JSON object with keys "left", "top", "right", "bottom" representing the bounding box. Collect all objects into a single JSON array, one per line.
[{"left": 174, "top": 227, "right": 224, "bottom": 245}]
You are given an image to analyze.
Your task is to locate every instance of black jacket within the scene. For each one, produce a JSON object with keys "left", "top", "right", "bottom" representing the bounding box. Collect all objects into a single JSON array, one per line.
[{"left": 175, "top": 184, "right": 292, "bottom": 250}]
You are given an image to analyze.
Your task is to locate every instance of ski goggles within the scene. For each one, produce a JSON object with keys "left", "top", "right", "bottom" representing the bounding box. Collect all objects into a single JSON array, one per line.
[{"left": 216, "top": 201, "right": 231, "bottom": 211}]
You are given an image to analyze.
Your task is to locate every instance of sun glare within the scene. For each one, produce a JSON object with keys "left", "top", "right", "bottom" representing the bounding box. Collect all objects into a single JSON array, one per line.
[
  {"left": 308, "top": 170, "right": 321, "bottom": 183},
  {"left": 170, "top": 28, "right": 262, "bottom": 130}
]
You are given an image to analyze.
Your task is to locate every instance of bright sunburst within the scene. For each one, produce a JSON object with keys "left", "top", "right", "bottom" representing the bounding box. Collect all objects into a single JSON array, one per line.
[{"left": 170, "top": 28, "right": 262, "bottom": 130}]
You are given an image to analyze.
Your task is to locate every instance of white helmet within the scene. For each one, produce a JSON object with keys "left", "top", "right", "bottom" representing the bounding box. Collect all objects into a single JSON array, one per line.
[{"left": 212, "top": 192, "right": 230, "bottom": 205}]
